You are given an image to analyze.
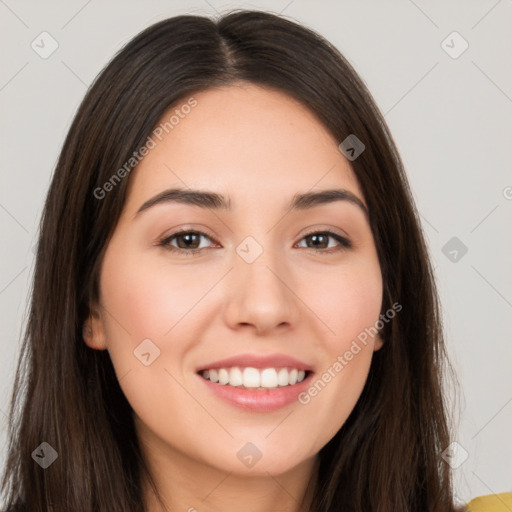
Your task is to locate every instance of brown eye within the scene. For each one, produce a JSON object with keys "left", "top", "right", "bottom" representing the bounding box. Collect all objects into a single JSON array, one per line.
[
  {"left": 172, "top": 232, "right": 202, "bottom": 249},
  {"left": 297, "top": 231, "right": 352, "bottom": 253},
  {"left": 158, "top": 230, "right": 216, "bottom": 256}
]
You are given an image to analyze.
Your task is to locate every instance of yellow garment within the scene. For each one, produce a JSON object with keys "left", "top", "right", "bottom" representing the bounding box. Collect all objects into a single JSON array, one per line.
[{"left": 466, "top": 493, "right": 512, "bottom": 511}]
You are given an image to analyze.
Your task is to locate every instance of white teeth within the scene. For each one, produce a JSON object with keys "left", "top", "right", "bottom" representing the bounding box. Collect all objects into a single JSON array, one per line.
[
  {"left": 243, "top": 367, "right": 260, "bottom": 388},
  {"left": 229, "top": 367, "right": 243, "bottom": 387},
  {"left": 260, "top": 368, "right": 277, "bottom": 388},
  {"left": 277, "top": 368, "right": 289, "bottom": 386},
  {"left": 200, "top": 366, "right": 309, "bottom": 388},
  {"left": 218, "top": 368, "right": 229, "bottom": 385}
]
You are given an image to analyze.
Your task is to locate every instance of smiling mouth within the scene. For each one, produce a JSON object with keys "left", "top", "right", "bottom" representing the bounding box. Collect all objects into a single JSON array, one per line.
[{"left": 198, "top": 366, "right": 312, "bottom": 390}]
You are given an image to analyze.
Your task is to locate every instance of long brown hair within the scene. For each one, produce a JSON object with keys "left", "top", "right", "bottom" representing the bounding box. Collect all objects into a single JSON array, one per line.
[{"left": 1, "top": 10, "right": 462, "bottom": 512}]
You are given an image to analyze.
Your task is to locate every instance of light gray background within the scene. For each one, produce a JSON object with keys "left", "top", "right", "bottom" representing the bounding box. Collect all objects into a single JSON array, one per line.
[{"left": 0, "top": 0, "right": 511, "bottom": 505}]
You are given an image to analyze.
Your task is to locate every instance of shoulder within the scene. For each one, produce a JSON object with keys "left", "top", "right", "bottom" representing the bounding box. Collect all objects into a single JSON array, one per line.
[{"left": 466, "top": 492, "right": 512, "bottom": 511}]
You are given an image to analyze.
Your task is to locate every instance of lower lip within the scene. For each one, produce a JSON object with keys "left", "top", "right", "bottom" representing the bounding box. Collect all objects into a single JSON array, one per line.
[{"left": 197, "top": 372, "right": 313, "bottom": 412}]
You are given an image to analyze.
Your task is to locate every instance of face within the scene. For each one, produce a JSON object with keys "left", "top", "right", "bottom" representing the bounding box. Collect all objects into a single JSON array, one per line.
[{"left": 84, "top": 83, "right": 383, "bottom": 477}]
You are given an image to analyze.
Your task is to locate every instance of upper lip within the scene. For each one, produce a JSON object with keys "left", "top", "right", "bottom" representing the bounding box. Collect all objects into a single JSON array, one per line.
[{"left": 196, "top": 353, "right": 314, "bottom": 372}]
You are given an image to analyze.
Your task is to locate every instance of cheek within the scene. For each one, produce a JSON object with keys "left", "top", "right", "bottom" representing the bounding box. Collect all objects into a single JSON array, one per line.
[
  {"left": 294, "top": 258, "right": 381, "bottom": 438},
  {"left": 98, "top": 248, "right": 213, "bottom": 429},
  {"left": 306, "top": 258, "right": 383, "bottom": 350},
  {"left": 99, "top": 248, "right": 214, "bottom": 346}
]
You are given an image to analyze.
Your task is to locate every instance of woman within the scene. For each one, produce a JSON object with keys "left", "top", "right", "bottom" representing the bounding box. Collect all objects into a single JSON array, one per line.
[{"left": 1, "top": 9, "right": 508, "bottom": 512}]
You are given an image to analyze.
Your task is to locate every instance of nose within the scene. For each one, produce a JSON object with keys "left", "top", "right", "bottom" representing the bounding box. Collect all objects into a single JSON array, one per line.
[{"left": 222, "top": 243, "right": 300, "bottom": 336}]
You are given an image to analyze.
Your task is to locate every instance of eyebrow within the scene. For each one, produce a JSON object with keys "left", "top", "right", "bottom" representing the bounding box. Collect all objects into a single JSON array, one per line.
[{"left": 134, "top": 187, "right": 369, "bottom": 218}]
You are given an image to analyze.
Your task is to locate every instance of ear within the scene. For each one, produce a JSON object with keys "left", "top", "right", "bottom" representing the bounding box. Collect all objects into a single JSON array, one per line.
[
  {"left": 373, "top": 332, "right": 384, "bottom": 351},
  {"left": 82, "top": 302, "right": 108, "bottom": 350}
]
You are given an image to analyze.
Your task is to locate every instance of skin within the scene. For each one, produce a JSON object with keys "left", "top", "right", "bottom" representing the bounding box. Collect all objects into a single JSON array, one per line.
[{"left": 83, "top": 83, "right": 383, "bottom": 512}]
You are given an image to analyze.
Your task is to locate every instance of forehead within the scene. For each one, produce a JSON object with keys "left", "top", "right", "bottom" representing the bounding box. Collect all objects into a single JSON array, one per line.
[{"left": 123, "top": 83, "right": 363, "bottom": 213}]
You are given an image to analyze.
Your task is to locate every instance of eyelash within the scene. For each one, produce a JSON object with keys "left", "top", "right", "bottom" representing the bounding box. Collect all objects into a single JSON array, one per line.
[{"left": 157, "top": 228, "right": 352, "bottom": 257}]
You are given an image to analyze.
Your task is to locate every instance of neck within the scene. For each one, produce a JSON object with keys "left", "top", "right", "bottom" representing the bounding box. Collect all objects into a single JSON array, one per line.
[{"left": 141, "top": 442, "right": 320, "bottom": 512}]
